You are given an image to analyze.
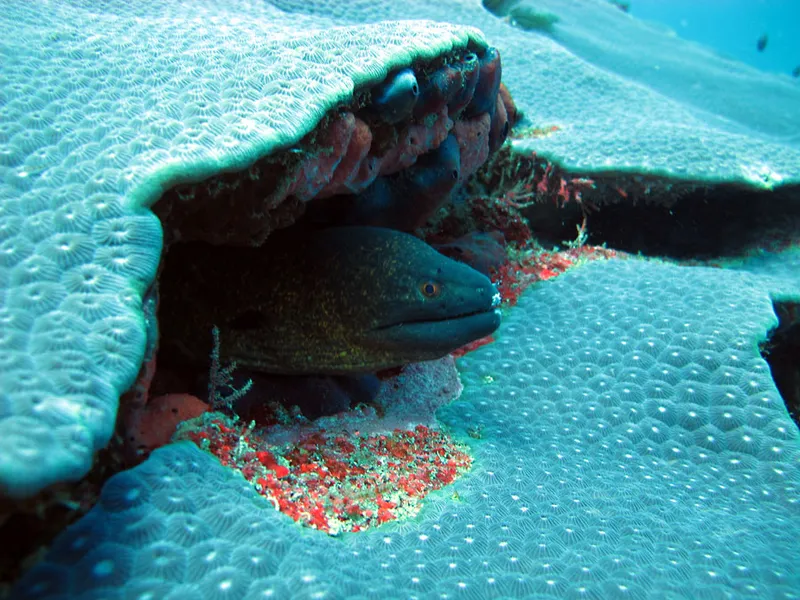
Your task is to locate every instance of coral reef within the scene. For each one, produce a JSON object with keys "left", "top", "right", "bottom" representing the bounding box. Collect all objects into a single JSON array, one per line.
[
  {"left": 0, "top": 0, "right": 502, "bottom": 498},
  {"left": 3, "top": 0, "right": 800, "bottom": 598},
  {"left": 13, "top": 259, "right": 799, "bottom": 599},
  {"left": 4, "top": 0, "right": 799, "bottom": 500}
]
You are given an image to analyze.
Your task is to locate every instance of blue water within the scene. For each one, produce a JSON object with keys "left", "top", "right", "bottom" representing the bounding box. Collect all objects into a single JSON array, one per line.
[{"left": 630, "top": 0, "right": 800, "bottom": 76}]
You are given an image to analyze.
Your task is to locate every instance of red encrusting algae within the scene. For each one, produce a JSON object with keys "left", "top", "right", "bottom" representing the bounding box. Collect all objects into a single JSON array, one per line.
[
  {"left": 451, "top": 335, "right": 495, "bottom": 358},
  {"left": 490, "top": 244, "right": 618, "bottom": 307},
  {"left": 175, "top": 413, "right": 472, "bottom": 535}
]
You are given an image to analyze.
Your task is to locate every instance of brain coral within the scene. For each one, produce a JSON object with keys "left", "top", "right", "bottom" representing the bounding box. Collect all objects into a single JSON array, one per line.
[
  {"left": 0, "top": 0, "right": 485, "bottom": 498},
  {"left": 13, "top": 258, "right": 800, "bottom": 598}
]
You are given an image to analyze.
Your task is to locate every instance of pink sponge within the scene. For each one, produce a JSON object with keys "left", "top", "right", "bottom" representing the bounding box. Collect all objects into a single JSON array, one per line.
[{"left": 124, "top": 393, "right": 209, "bottom": 462}]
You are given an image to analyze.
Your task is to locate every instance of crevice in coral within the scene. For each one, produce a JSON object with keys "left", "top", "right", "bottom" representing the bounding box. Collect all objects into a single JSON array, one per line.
[
  {"left": 0, "top": 439, "right": 125, "bottom": 592},
  {"left": 151, "top": 43, "right": 507, "bottom": 247},
  {"left": 762, "top": 302, "right": 800, "bottom": 429},
  {"left": 474, "top": 144, "right": 800, "bottom": 260},
  {"left": 583, "top": 184, "right": 800, "bottom": 260},
  {"left": 125, "top": 47, "right": 514, "bottom": 472}
]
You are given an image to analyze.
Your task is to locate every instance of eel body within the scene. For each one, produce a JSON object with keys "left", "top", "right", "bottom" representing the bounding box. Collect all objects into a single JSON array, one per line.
[{"left": 158, "top": 226, "right": 501, "bottom": 375}]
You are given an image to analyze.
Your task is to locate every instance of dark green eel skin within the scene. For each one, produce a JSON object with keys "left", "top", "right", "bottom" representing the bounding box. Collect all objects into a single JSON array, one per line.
[{"left": 158, "top": 226, "right": 502, "bottom": 375}]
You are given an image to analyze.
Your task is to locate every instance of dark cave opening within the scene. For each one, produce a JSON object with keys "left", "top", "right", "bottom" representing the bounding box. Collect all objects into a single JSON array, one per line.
[
  {"left": 764, "top": 302, "right": 800, "bottom": 429},
  {"left": 588, "top": 184, "right": 799, "bottom": 259},
  {"left": 524, "top": 184, "right": 800, "bottom": 259}
]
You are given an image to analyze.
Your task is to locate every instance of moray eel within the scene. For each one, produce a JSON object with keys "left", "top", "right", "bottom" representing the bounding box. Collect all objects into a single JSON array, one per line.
[{"left": 158, "top": 226, "right": 501, "bottom": 375}]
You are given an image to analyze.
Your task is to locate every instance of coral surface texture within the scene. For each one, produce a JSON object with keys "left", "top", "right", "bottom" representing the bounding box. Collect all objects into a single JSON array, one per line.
[
  {"left": 2, "top": 0, "right": 800, "bottom": 598},
  {"left": 13, "top": 259, "right": 800, "bottom": 598},
  {"left": 0, "top": 0, "right": 482, "bottom": 498}
]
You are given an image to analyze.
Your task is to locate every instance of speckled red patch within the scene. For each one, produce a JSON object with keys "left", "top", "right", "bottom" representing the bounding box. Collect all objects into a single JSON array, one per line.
[
  {"left": 175, "top": 414, "right": 472, "bottom": 535},
  {"left": 491, "top": 245, "right": 618, "bottom": 306}
]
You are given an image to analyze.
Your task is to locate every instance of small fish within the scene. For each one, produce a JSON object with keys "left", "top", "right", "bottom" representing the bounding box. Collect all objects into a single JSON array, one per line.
[
  {"left": 609, "top": 0, "right": 630, "bottom": 12},
  {"left": 792, "top": 65, "right": 800, "bottom": 78},
  {"left": 756, "top": 33, "right": 768, "bottom": 52}
]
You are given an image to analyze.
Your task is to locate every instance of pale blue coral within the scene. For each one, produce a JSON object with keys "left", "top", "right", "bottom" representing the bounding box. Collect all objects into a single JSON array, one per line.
[
  {"left": 1, "top": 0, "right": 800, "bottom": 595},
  {"left": 13, "top": 259, "right": 800, "bottom": 598},
  {"left": 0, "top": 0, "right": 485, "bottom": 497}
]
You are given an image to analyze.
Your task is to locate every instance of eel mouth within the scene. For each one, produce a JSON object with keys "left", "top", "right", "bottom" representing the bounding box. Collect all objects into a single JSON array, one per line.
[
  {"left": 373, "top": 306, "right": 501, "bottom": 332},
  {"left": 371, "top": 307, "right": 502, "bottom": 354},
  {"left": 371, "top": 278, "right": 503, "bottom": 353}
]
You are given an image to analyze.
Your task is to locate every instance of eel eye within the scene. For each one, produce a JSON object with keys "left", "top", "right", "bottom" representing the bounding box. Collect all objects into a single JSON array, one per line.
[{"left": 420, "top": 280, "right": 441, "bottom": 298}]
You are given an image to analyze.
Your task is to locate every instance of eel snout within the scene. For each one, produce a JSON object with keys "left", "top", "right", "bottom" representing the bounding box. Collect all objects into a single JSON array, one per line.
[{"left": 366, "top": 252, "right": 502, "bottom": 356}]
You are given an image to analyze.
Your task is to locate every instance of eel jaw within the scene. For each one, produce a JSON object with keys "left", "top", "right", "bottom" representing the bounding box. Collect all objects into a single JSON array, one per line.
[
  {"left": 368, "top": 279, "right": 503, "bottom": 357},
  {"left": 368, "top": 305, "right": 502, "bottom": 357}
]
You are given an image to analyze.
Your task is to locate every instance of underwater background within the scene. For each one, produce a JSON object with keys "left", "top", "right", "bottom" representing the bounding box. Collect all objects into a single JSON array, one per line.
[
  {"left": 631, "top": 0, "right": 800, "bottom": 75},
  {"left": 1, "top": 0, "right": 799, "bottom": 598}
]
